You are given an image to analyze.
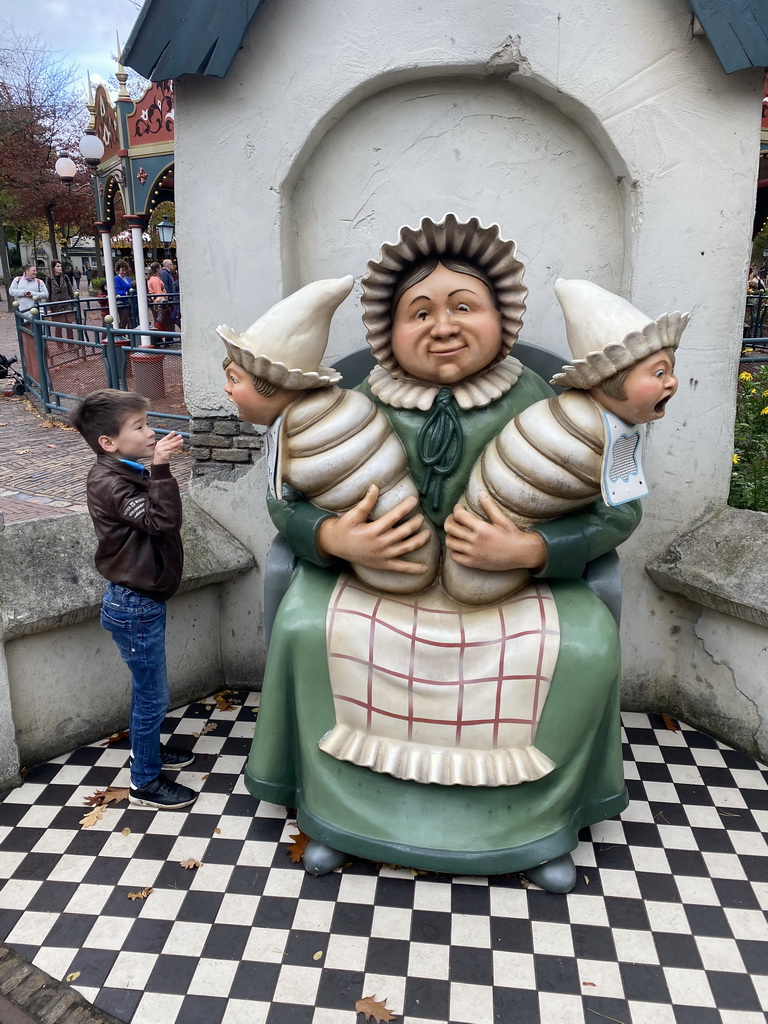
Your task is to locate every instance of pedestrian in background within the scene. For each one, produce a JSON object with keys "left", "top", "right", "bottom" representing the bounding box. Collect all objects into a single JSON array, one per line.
[
  {"left": 147, "top": 264, "right": 169, "bottom": 333},
  {"left": 63, "top": 264, "right": 77, "bottom": 295},
  {"left": 114, "top": 261, "right": 133, "bottom": 330},
  {"left": 10, "top": 264, "right": 48, "bottom": 313},
  {"left": 163, "top": 258, "right": 180, "bottom": 329},
  {"left": 48, "top": 260, "right": 78, "bottom": 351}
]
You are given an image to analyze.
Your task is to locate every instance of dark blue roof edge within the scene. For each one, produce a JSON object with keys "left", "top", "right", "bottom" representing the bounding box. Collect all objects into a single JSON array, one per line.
[
  {"left": 690, "top": 0, "right": 768, "bottom": 73},
  {"left": 122, "top": 0, "right": 265, "bottom": 82}
]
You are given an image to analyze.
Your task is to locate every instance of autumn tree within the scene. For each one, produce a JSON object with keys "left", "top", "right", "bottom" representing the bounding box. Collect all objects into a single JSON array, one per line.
[{"left": 0, "top": 26, "right": 93, "bottom": 302}]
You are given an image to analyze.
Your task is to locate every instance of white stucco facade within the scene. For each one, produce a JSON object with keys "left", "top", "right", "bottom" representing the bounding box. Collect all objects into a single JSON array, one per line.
[{"left": 174, "top": 0, "right": 766, "bottom": 753}]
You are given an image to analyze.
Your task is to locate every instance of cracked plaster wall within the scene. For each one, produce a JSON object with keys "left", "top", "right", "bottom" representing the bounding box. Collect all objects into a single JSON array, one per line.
[
  {"left": 174, "top": 0, "right": 764, "bottom": 742},
  {"left": 668, "top": 607, "right": 767, "bottom": 761}
]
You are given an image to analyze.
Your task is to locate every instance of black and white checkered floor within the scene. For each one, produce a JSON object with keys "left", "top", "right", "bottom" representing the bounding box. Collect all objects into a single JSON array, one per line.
[{"left": 0, "top": 691, "right": 766, "bottom": 1024}]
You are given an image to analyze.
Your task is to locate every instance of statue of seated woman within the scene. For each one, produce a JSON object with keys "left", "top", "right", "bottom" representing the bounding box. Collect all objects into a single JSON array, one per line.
[{"left": 237, "top": 214, "right": 653, "bottom": 893}]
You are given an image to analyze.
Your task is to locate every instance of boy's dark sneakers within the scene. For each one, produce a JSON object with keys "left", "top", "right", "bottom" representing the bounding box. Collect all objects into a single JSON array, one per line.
[
  {"left": 129, "top": 773, "right": 197, "bottom": 809},
  {"left": 129, "top": 745, "right": 195, "bottom": 771}
]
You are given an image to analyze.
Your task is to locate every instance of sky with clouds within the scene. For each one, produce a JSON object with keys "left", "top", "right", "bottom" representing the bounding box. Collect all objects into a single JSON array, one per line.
[{"left": 0, "top": 0, "right": 142, "bottom": 94}]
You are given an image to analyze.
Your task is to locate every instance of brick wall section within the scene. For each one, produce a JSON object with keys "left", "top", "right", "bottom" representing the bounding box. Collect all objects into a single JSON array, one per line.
[{"left": 189, "top": 416, "right": 263, "bottom": 480}]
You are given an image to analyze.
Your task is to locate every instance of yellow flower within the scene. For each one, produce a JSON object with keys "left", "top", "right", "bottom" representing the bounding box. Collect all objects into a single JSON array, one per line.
[
  {"left": 733, "top": 453, "right": 741, "bottom": 464},
  {"left": 744, "top": 347, "right": 754, "bottom": 353},
  {"left": 761, "top": 406, "right": 768, "bottom": 415},
  {"left": 739, "top": 372, "right": 753, "bottom": 381},
  {"left": 763, "top": 390, "right": 768, "bottom": 397},
  {"left": 751, "top": 389, "right": 758, "bottom": 395}
]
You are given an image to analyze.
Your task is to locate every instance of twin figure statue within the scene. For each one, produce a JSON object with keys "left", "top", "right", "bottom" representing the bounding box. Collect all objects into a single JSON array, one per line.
[
  {"left": 218, "top": 249, "right": 687, "bottom": 606},
  {"left": 217, "top": 215, "right": 689, "bottom": 892}
]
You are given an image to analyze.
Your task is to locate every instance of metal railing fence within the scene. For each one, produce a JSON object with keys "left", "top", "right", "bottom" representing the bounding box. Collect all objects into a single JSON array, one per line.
[
  {"left": 744, "top": 292, "right": 768, "bottom": 340},
  {"left": 12, "top": 304, "right": 188, "bottom": 436},
  {"left": 37, "top": 291, "right": 180, "bottom": 333}
]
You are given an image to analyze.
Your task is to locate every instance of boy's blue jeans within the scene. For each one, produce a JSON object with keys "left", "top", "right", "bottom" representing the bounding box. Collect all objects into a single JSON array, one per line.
[{"left": 100, "top": 583, "right": 168, "bottom": 788}]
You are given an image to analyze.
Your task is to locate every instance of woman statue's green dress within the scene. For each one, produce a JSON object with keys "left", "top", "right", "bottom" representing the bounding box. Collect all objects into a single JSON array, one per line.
[{"left": 244, "top": 363, "right": 640, "bottom": 875}]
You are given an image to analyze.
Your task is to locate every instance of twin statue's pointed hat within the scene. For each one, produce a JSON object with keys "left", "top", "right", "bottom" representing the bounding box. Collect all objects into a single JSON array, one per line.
[
  {"left": 216, "top": 276, "right": 353, "bottom": 390},
  {"left": 551, "top": 279, "right": 690, "bottom": 390}
]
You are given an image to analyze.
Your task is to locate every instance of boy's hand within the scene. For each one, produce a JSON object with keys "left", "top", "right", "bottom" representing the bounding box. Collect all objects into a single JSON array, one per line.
[{"left": 153, "top": 430, "right": 184, "bottom": 465}]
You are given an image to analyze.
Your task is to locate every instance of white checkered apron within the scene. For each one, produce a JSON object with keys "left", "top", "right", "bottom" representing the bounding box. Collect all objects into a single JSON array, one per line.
[{"left": 320, "top": 575, "right": 560, "bottom": 786}]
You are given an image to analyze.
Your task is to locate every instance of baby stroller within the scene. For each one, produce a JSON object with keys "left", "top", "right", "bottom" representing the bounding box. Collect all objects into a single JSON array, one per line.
[{"left": 0, "top": 353, "right": 26, "bottom": 395}]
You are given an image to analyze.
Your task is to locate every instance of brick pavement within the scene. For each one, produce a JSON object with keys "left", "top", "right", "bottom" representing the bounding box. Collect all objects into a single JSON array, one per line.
[{"left": 0, "top": 305, "right": 192, "bottom": 526}]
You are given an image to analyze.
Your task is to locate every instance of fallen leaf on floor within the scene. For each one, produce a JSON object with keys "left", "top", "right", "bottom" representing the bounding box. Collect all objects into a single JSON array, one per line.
[
  {"left": 287, "top": 829, "right": 311, "bottom": 864},
  {"left": 192, "top": 722, "right": 217, "bottom": 738},
  {"left": 214, "top": 827, "right": 221, "bottom": 834},
  {"left": 717, "top": 808, "right": 740, "bottom": 818},
  {"left": 79, "top": 806, "right": 105, "bottom": 828},
  {"left": 180, "top": 858, "right": 203, "bottom": 870},
  {"left": 582, "top": 981, "right": 596, "bottom": 987},
  {"left": 122, "top": 827, "right": 131, "bottom": 837},
  {"left": 39, "top": 418, "right": 71, "bottom": 429},
  {"left": 13, "top": 448, "right": 29, "bottom": 454},
  {"left": 0, "top": 422, "right": 7, "bottom": 426},
  {"left": 100, "top": 730, "right": 129, "bottom": 746},
  {"left": 83, "top": 787, "right": 129, "bottom": 807},
  {"left": 355, "top": 994, "right": 397, "bottom": 1022},
  {"left": 313, "top": 950, "right": 323, "bottom": 960},
  {"left": 201, "top": 774, "right": 210, "bottom": 781},
  {"left": 212, "top": 690, "right": 242, "bottom": 712},
  {"left": 66, "top": 971, "right": 80, "bottom": 982},
  {"left": 661, "top": 714, "right": 678, "bottom": 732},
  {"left": 46, "top": 443, "right": 58, "bottom": 448},
  {"left": 127, "top": 887, "right": 153, "bottom": 900},
  {"left": 584, "top": 875, "right": 590, "bottom": 885}
]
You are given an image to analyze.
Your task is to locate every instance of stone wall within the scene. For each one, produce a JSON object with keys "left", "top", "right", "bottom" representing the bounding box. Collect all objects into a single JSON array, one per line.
[
  {"left": 0, "top": 497, "right": 255, "bottom": 790},
  {"left": 189, "top": 416, "right": 264, "bottom": 477}
]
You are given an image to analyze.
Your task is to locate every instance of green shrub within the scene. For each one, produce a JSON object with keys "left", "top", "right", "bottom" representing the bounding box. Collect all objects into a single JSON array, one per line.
[{"left": 729, "top": 361, "right": 768, "bottom": 512}]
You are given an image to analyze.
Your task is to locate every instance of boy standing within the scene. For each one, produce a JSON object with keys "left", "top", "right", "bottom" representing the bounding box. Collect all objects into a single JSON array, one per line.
[{"left": 71, "top": 389, "right": 197, "bottom": 809}]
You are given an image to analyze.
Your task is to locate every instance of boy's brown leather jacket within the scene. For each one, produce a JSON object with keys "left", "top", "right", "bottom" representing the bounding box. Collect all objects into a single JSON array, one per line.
[{"left": 86, "top": 456, "right": 183, "bottom": 600}]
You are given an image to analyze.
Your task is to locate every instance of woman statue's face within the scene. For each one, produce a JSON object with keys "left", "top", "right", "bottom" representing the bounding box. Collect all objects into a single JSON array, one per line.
[{"left": 391, "top": 263, "right": 502, "bottom": 385}]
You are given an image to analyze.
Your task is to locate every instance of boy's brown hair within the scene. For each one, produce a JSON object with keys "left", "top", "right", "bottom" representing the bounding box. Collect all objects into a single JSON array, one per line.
[{"left": 70, "top": 389, "right": 149, "bottom": 454}]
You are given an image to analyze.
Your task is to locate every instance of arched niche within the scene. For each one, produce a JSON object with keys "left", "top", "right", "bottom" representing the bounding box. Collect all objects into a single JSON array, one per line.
[{"left": 288, "top": 76, "right": 628, "bottom": 361}]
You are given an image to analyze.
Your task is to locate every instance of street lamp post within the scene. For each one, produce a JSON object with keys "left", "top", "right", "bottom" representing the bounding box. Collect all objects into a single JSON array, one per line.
[
  {"left": 156, "top": 217, "right": 174, "bottom": 259},
  {"left": 54, "top": 130, "right": 124, "bottom": 326}
]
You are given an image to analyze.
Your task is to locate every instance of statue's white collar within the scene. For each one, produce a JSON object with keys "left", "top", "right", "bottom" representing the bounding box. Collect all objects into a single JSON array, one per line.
[{"left": 367, "top": 356, "right": 524, "bottom": 411}]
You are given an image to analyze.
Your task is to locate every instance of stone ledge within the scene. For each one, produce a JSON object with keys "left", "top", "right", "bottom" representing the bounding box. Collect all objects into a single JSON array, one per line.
[
  {"left": 646, "top": 506, "right": 768, "bottom": 627},
  {"left": 0, "top": 496, "right": 254, "bottom": 640},
  {"left": 0, "top": 945, "right": 122, "bottom": 1023}
]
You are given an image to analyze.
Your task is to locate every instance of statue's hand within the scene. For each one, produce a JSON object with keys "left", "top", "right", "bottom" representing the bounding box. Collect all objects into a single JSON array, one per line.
[
  {"left": 317, "top": 484, "right": 431, "bottom": 573},
  {"left": 444, "top": 491, "right": 546, "bottom": 572}
]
